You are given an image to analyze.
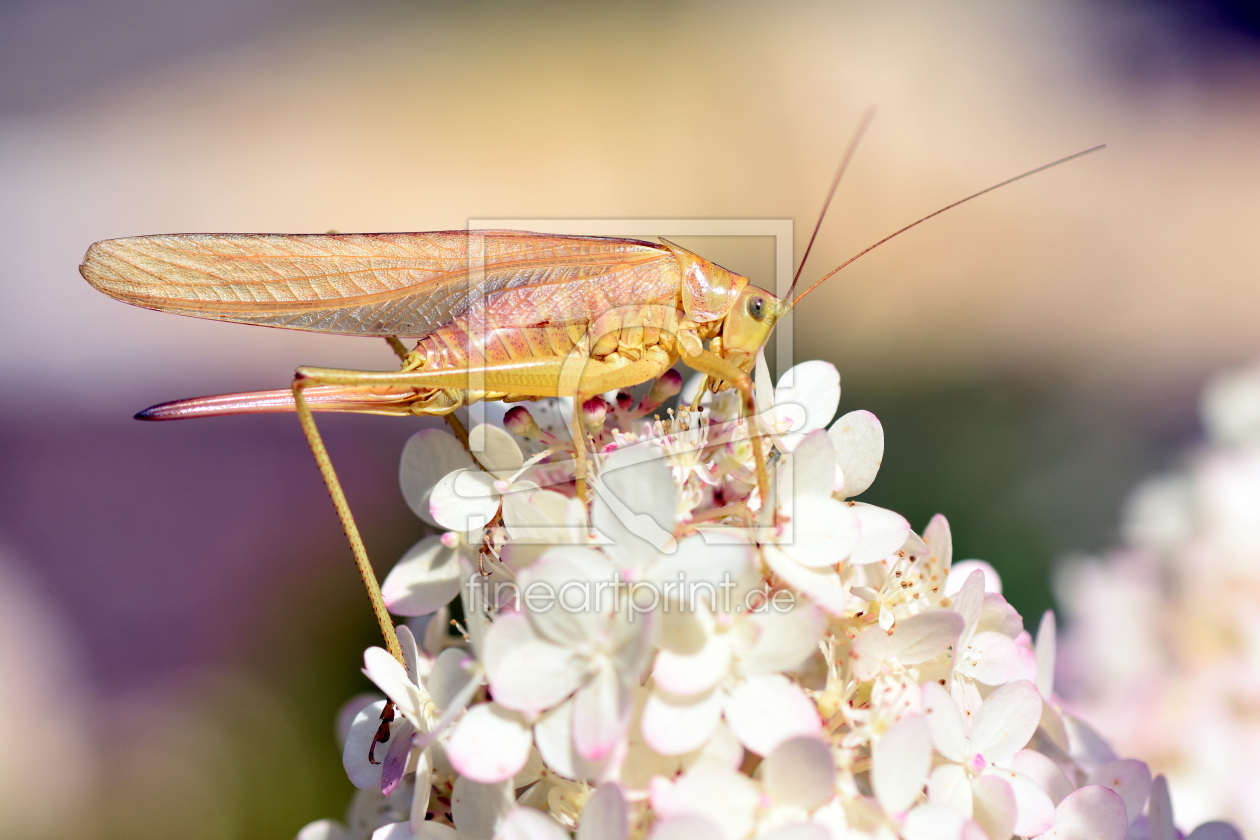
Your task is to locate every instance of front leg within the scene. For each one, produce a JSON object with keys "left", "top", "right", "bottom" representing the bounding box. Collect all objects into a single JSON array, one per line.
[{"left": 682, "top": 349, "right": 770, "bottom": 508}]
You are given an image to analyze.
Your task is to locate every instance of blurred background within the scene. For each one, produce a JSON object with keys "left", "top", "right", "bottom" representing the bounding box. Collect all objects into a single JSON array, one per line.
[{"left": 2, "top": 0, "right": 1259, "bottom": 837}]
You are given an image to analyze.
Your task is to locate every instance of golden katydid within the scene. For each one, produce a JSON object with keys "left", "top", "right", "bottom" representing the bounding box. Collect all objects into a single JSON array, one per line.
[{"left": 78, "top": 143, "right": 1103, "bottom": 663}]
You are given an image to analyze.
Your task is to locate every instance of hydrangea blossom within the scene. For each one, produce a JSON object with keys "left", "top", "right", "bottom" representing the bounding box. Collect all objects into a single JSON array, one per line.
[
  {"left": 295, "top": 359, "right": 1234, "bottom": 840},
  {"left": 1057, "top": 357, "right": 1260, "bottom": 838}
]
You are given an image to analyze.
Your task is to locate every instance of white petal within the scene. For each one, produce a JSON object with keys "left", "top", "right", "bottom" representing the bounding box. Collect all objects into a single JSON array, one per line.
[
  {"left": 494, "top": 807, "right": 569, "bottom": 840},
  {"left": 382, "top": 535, "right": 464, "bottom": 616},
  {"left": 427, "top": 647, "right": 476, "bottom": 714},
  {"left": 828, "top": 410, "right": 883, "bottom": 498},
  {"left": 902, "top": 804, "right": 969, "bottom": 840},
  {"left": 483, "top": 611, "right": 586, "bottom": 713},
  {"left": 430, "top": 469, "right": 500, "bottom": 532},
  {"left": 503, "top": 488, "right": 587, "bottom": 545},
  {"left": 649, "top": 815, "right": 727, "bottom": 840},
  {"left": 789, "top": 430, "right": 837, "bottom": 498},
  {"left": 1011, "top": 749, "right": 1074, "bottom": 806},
  {"left": 1033, "top": 786, "right": 1128, "bottom": 840},
  {"left": 656, "top": 765, "right": 760, "bottom": 840},
  {"left": 776, "top": 496, "right": 862, "bottom": 567},
  {"left": 1148, "top": 775, "right": 1174, "bottom": 840},
  {"left": 923, "top": 514, "right": 953, "bottom": 570},
  {"left": 763, "top": 735, "right": 836, "bottom": 812},
  {"left": 649, "top": 532, "right": 756, "bottom": 604},
  {"left": 416, "top": 824, "right": 460, "bottom": 840},
  {"left": 724, "top": 673, "right": 821, "bottom": 756},
  {"left": 342, "top": 700, "right": 388, "bottom": 790},
  {"left": 738, "top": 601, "right": 826, "bottom": 674},
  {"left": 946, "top": 560, "right": 1003, "bottom": 596},
  {"left": 872, "top": 714, "right": 932, "bottom": 815},
  {"left": 957, "top": 631, "right": 1021, "bottom": 686},
  {"left": 989, "top": 767, "right": 1057, "bottom": 837},
  {"left": 522, "top": 547, "right": 620, "bottom": 646},
  {"left": 447, "top": 703, "right": 532, "bottom": 783},
  {"left": 641, "top": 687, "right": 723, "bottom": 756},
  {"left": 534, "top": 696, "right": 610, "bottom": 782},
  {"left": 921, "top": 681, "right": 971, "bottom": 764},
  {"left": 363, "top": 647, "right": 428, "bottom": 721},
  {"left": 591, "top": 444, "right": 678, "bottom": 569},
  {"left": 890, "top": 610, "right": 966, "bottom": 665},
  {"left": 400, "top": 430, "right": 475, "bottom": 527},
  {"left": 928, "top": 764, "right": 974, "bottom": 815},
  {"left": 971, "top": 775, "right": 1017, "bottom": 840},
  {"left": 776, "top": 360, "right": 840, "bottom": 435},
  {"left": 761, "top": 825, "right": 832, "bottom": 840},
  {"left": 572, "top": 665, "right": 632, "bottom": 761},
  {"left": 451, "top": 777, "right": 513, "bottom": 840},
  {"left": 578, "top": 783, "right": 629, "bottom": 840},
  {"left": 299, "top": 820, "right": 352, "bottom": 840},
  {"left": 952, "top": 570, "right": 985, "bottom": 639},
  {"left": 851, "top": 626, "right": 892, "bottom": 682},
  {"left": 372, "top": 823, "right": 415, "bottom": 840},
  {"left": 755, "top": 350, "right": 775, "bottom": 416},
  {"left": 1034, "top": 610, "right": 1057, "bottom": 699},
  {"left": 1085, "top": 760, "right": 1152, "bottom": 826},
  {"left": 763, "top": 545, "right": 849, "bottom": 613},
  {"left": 970, "top": 680, "right": 1041, "bottom": 765},
  {"left": 468, "top": 423, "right": 523, "bottom": 477},
  {"left": 1187, "top": 826, "right": 1244, "bottom": 840},
  {"left": 654, "top": 622, "right": 732, "bottom": 696},
  {"left": 846, "top": 504, "right": 912, "bottom": 565}
]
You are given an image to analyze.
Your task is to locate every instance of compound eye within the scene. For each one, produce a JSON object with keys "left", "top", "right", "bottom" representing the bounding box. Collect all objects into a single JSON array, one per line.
[{"left": 746, "top": 295, "right": 766, "bottom": 321}]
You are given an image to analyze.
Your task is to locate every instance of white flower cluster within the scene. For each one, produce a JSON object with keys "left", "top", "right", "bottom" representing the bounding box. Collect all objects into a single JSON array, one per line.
[
  {"left": 296, "top": 360, "right": 1231, "bottom": 840},
  {"left": 1058, "top": 357, "right": 1260, "bottom": 838}
]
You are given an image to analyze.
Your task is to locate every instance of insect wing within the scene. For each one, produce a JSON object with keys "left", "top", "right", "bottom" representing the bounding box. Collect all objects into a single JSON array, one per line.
[{"left": 80, "top": 230, "right": 678, "bottom": 337}]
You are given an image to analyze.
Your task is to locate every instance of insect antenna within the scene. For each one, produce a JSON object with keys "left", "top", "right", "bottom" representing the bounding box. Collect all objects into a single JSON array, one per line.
[
  {"left": 788, "top": 144, "right": 1107, "bottom": 309},
  {"left": 787, "top": 106, "right": 877, "bottom": 300}
]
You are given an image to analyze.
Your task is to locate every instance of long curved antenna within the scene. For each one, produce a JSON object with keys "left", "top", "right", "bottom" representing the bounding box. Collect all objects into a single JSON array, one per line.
[
  {"left": 789, "top": 144, "right": 1106, "bottom": 308},
  {"left": 786, "top": 107, "right": 877, "bottom": 300}
]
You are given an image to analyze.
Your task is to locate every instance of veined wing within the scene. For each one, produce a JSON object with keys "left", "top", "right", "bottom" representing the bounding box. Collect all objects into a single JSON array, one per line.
[{"left": 80, "top": 230, "right": 681, "bottom": 337}]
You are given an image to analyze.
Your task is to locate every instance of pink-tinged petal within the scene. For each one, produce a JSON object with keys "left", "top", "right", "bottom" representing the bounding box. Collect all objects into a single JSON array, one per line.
[
  {"left": 761, "top": 825, "right": 832, "bottom": 840},
  {"left": 725, "top": 673, "right": 821, "bottom": 756},
  {"left": 971, "top": 775, "right": 1017, "bottom": 840},
  {"left": 411, "top": 749, "right": 434, "bottom": 834},
  {"left": 656, "top": 766, "right": 760, "bottom": 839},
  {"left": 970, "top": 680, "right": 1041, "bottom": 765},
  {"left": 923, "top": 515, "right": 953, "bottom": 569},
  {"left": 578, "top": 783, "right": 629, "bottom": 840},
  {"left": 789, "top": 430, "right": 837, "bottom": 498},
  {"left": 400, "top": 430, "right": 474, "bottom": 527},
  {"left": 380, "top": 717, "right": 416, "bottom": 795},
  {"left": 299, "top": 820, "right": 352, "bottom": 840},
  {"left": 483, "top": 612, "right": 585, "bottom": 713},
  {"left": 343, "top": 700, "right": 388, "bottom": 790},
  {"left": 979, "top": 595, "right": 1022, "bottom": 639},
  {"left": 1062, "top": 714, "right": 1118, "bottom": 773},
  {"left": 847, "top": 504, "right": 912, "bottom": 565},
  {"left": 891, "top": 610, "right": 966, "bottom": 665},
  {"left": 451, "top": 776, "right": 513, "bottom": 840},
  {"left": 1086, "top": 760, "right": 1152, "bottom": 826},
  {"left": 649, "top": 815, "right": 727, "bottom": 840},
  {"left": 447, "top": 703, "right": 532, "bottom": 783},
  {"left": 430, "top": 469, "right": 500, "bottom": 533},
  {"left": 763, "top": 545, "right": 849, "bottom": 613},
  {"left": 947, "top": 561, "right": 1003, "bottom": 595},
  {"left": 776, "top": 496, "right": 862, "bottom": 567},
  {"left": 427, "top": 647, "right": 476, "bottom": 715},
  {"left": 468, "top": 423, "right": 523, "bottom": 477},
  {"left": 988, "top": 767, "right": 1057, "bottom": 836},
  {"left": 1187, "top": 825, "right": 1244, "bottom": 840},
  {"left": 1011, "top": 749, "right": 1074, "bottom": 806},
  {"left": 382, "top": 535, "right": 464, "bottom": 616},
  {"left": 763, "top": 736, "right": 836, "bottom": 812},
  {"left": 873, "top": 714, "right": 932, "bottom": 815},
  {"left": 1148, "top": 776, "right": 1174, "bottom": 840},
  {"left": 653, "top": 629, "right": 732, "bottom": 696},
  {"left": 521, "top": 547, "right": 620, "bottom": 646},
  {"left": 502, "top": 488, "right": 587, "bottom": 546},
  {"left": 494, "top": 807, "right": 570, "bottom": 840},
  {"left": 1034, "top": 611, "right": 1056, "bottom": 699},
  {"left": 929, "top": 764, "right": 974, "bottom": 815},
  {"left": 534, "top": 697, "right": 611, "bottom": 783},
  {"left": 591, "top": 444, "right": 677, "bottom": 570},
  {"left": 957, "top": 632, "right": 1021, "bottom": 687},
  {"left": 739, "top": 601, "right": 826, "bottom": 675},
  {"left": 363, "top": 647, "right": 427, "bottom": 720},
  {"left": 828, "top": 410, "right": 883, "bottom": 498},
  {"left": 572, "top": 665, "right": 632, "bottom": 761},
  {"left": 851, "top": 626, "right": 892, "bottom": 682},
  {"left": 641, "top": 687, "right": 723, "bottom": 756},
  {"left": 1034, "top": 786, "right": 1128, "bottom": 840},
  {"left": 922, "top": 681, "right": 970, "bottom": 764},
  {"left": 903, "top": 805, "right": 969, "bottom": 840},
  {"left": 776, "top": 361, "right": 841, "bottom": 436}
]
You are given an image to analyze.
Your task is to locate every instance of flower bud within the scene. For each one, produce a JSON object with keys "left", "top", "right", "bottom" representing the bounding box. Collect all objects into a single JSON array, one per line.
[
  {"left": 581, "top": 396, "right": 609, "bottom": 430},
  {"left": 638, "top": 368, "right": 684, "bottom": 414},
  {"left": 503, "top": 406, "right": 543, "bottom": 439}
]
